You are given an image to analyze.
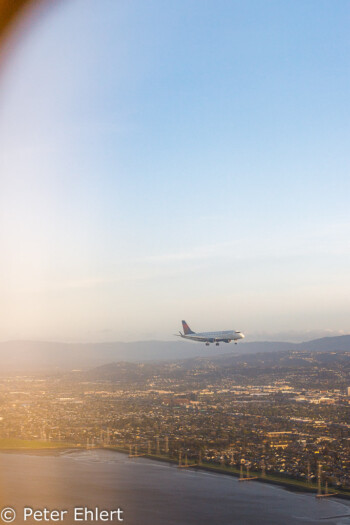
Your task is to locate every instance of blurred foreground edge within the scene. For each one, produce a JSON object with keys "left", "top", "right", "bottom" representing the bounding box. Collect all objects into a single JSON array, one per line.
[{"left": 0, "top": 0, "right": 50, "bottom": 66}]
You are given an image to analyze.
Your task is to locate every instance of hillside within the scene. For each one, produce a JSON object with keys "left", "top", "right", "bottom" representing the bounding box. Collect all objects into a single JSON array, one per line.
[{"left": 0, "top": 335, "right": 349, "bottom": 374}]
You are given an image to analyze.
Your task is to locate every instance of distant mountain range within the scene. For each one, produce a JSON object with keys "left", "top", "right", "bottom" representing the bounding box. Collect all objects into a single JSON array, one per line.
[
  {"left": 0, "top": 335, "right": 349, "bottom": 374},
  {"left": 81, "top": 346, "right": 350, "bottom": 386}
]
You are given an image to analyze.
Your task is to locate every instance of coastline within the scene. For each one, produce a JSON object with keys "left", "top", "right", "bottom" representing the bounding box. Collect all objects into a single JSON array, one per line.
[
  {"left": 0, "top": 447, "right": 80, "bottom": 455},
  {"left": 1, "top": 441, "right": 349, "bottom": 501},
  {"left": 1, "top": 447, "right": 349, "bottom": 525},
  {"left": 103, "top": 445, "right": 350, "bottom": 501},
  {"left": 0, "top": 438, "right": 79, "bottom": 454}
]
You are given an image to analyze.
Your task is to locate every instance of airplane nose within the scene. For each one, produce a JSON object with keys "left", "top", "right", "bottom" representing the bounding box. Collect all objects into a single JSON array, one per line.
[{"left": 240, "top": 333, "right": 245, "bottom": 339}]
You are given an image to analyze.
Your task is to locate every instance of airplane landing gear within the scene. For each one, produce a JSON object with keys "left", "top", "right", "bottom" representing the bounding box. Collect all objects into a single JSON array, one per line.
[
  {"left": 205, "top": 342, "right": 210, "bottom": 346},
  {"left": 215, "top": 342, "right": 219, "bottom": 346}
]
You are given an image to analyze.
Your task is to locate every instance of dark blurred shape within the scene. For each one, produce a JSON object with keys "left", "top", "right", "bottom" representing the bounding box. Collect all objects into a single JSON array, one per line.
[
  {"left": 0, "top": 0, "right": 49, "bottom": 67},
  {"left": 0, "top": 0, "right": 33, "bottom": 42}
]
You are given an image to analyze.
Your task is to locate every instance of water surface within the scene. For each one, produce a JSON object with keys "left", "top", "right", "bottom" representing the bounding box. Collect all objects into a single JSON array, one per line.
[{"left": 0, "top": 450, "right": 349, "bottom": 525}]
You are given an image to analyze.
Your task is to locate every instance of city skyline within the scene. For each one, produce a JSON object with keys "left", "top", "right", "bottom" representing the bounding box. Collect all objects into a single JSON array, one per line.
[{"left": 0, "top": 0, "right": 349, "bottom": 342}]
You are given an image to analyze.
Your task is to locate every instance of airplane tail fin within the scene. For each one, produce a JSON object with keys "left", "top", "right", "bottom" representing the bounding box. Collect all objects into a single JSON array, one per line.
[{"left": 182, "top": 320, "right": 195, "bottom": 335}]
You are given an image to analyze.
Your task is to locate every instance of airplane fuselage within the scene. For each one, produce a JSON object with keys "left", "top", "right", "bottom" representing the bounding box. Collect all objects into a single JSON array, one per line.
[
  {"left": 180, "top": 330, "right": 244, "bottom": 343},
  {"left": 178, "top": 321, "right": 244, "bottom": 345}
]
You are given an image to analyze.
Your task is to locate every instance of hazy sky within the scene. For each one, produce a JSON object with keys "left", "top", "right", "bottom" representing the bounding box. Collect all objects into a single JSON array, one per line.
[{"left": 0, "top": 0, "right": 349, "bottom": 342}]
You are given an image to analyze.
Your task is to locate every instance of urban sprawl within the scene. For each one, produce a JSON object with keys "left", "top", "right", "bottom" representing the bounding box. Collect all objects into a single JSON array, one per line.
[{"left": 0, "top": 349, "right": 349, "bottom": 493}]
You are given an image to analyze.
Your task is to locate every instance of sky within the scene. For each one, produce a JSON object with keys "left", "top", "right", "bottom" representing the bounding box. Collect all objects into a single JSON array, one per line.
[{"left": 0, "top": 0, "right": 349, "bottom": 342}]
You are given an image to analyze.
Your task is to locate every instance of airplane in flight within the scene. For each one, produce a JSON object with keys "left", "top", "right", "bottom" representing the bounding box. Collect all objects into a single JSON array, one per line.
[{"left": 177, "top": 320, "right": 245, "bottom": 346}]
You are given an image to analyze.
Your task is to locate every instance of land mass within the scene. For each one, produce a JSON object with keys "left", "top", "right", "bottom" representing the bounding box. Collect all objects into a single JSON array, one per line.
[{"left": 0, "top": 334, "right": 350, "bottom": 373}]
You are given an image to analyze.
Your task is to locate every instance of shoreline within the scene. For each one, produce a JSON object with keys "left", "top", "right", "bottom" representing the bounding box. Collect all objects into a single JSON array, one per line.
[
  {"left": 0, "top": 438, "right": 80, "bottom": 454},
  {"left": 1, "top": 443, "right": 349, "bottom": 501},
  {"left": 103, "top": 446, "right": 350, "bottom": 501},
  {"left": 0, "top": 447, "right": 80, "bottom": 455}
]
